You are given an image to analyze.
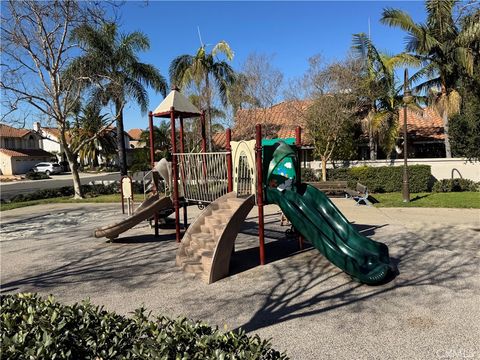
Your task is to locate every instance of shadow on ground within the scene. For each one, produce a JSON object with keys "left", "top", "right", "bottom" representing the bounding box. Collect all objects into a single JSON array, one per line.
[{"left": 230, "top": 224, "right": 478, "bottom": 333}]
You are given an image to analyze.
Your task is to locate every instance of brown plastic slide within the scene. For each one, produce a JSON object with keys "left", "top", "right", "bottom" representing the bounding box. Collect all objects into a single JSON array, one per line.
[{"left": 94, "top": 195, "right": 173, "bottom": 240}]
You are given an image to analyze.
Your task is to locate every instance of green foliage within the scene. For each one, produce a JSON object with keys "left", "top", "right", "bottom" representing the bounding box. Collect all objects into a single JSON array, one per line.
[
  {"left": 1, "top": 293, "right": 287, "bottom": 359},
  {"left": 25, "top": 171, "right": 50, "bottom": 180},
  {"left": 70, "top": 103, "right": 117, "bottom": 167},
  {"left": 328, "top": 165, "right": 433, "bottom": 193},
  {"left": 373, "top": 192, "right": 480, "bottom": 208},
  {"left": 301, "top": 168, "right": 319, "bottom": 182},
  {"left": 8, "top": 184, "right": 119, "bottom": 203},
  {"left": 449, "top": 87, "right": 480, "bottom": 160},
  {"left": 129, "top": 148, "right": 152, "bottom": 173},
  {"left": 68, "top": 21, "right": 167, "bottom": 175},
  {"left": 432, "top": 179, "right": 479, "bottom": 193}
]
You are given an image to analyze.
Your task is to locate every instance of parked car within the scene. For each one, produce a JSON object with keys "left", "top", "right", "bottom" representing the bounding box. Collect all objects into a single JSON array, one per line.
[{"left": 31, "top": 162, "right": 62, "bottom": 175}]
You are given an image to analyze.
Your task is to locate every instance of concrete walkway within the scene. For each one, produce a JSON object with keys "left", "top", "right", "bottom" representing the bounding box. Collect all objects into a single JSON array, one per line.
[{"left": 1, "top": 199, "right": 479, "bottom": 359}]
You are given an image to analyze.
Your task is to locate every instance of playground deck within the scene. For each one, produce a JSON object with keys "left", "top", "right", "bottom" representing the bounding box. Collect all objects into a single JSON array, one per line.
[{"left": 1, "top": 201, "right": 479, "bottom": 359}]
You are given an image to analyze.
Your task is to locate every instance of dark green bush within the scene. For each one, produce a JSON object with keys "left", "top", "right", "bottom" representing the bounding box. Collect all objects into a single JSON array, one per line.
[
  {"left": 432, "top": 178, "right": 479, "bottom": 192},
  {"left": 25, "top": 171, "right": 50, "bottom": 180},
  {"left": 301, "top": 167, "right": 319, "bottom": 182},
  {"left": 8, "top": 184, "right": 121, "bottom": 203},
  {"left": 327, "top": 165, "right": 433, "bottom": 193},
  {"left": 1, "top": 293, "right": 287, "bottom": 359}
]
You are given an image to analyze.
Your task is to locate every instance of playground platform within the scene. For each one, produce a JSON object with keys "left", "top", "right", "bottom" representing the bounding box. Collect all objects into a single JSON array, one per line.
[{"left": 1, "top": 201, "right": 479, "bottom": 359}]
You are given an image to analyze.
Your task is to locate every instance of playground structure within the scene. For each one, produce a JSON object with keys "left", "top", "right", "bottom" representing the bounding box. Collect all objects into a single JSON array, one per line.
[{"left": 95, "top": 88, "right": 396, "bottom": 285}]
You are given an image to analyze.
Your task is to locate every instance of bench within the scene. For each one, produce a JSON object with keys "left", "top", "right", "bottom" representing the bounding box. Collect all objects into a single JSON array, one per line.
[
  {"left": 345, "top": 183, "right": 370, "bottom": 206},
  {"left": 308, "top": 181, "right": 350, "bottom": 197}
]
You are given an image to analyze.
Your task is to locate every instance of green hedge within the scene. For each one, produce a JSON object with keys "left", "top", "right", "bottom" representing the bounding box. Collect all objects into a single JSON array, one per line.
[
  {"left": 301, "top": 168, "right": 319, "bottom": 182},
  {"left": 1, "top": 293, "right": 287, "bottom": 359},
  {"left": 327, "top": 165, "right": 433, "bottom": 193},
  {"left": 432, "top": 178, "right": 480, "bottom": 192},
  {"left": 25, "top": 171, "right": 50, "bottom": 180}
]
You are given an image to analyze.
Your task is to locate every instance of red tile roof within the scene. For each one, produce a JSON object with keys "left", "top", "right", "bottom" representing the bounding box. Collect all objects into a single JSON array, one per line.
[
  {"left": 0, "top": 124, "right": 30, "bottom": 138},
  {"left": 400, "top": 107, "right": 444, "bottom": 141},
  {"left": 212, "top": 132, "right": 226, "bottom": 149},
  {"left": 233, "top": 100, "right": 445, "bottom": 144},
  {"left": 234, "top": 101, "right": 312, "bottom": 142},
  {"left": 128, "top": 128, "right": 143, "bottom": 140},
  {"left": 0, "top": 148, "right": 54, "bottom": 157}
]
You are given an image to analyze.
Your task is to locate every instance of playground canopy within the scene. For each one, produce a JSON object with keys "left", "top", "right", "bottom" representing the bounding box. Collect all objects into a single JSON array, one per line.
[{"left": 152, "top": 88, "right": 201, "bottom": 118}]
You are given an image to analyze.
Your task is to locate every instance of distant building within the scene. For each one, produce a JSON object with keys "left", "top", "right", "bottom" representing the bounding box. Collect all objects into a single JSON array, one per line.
[
  {"left": 231, "top": 101, "right": 447, "bottom": 160},
  {"left": 33, "top": 122, "right": 133, "bottom": 166},
  {"left": 128, "top": 128, "right": 145, "bottom": 148},
  {"left": 0, "top": 123, "right": 54, "bottom": 175}
]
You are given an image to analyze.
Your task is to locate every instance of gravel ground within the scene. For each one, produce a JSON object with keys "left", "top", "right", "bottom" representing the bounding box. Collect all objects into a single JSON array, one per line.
[{"left": 1, "top": 200, "right": 479, "bottom": 360}]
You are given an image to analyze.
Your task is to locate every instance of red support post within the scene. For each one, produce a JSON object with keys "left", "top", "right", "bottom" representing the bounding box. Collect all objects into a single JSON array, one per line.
[
  {"left": 226, "top": 128, "right": 233, "bottom": 193},
  {"left": 255, "top": 124, "right": 265, "bottom": 265},
  {"left": 179, "top": 116, "right": 187, "bottom": 229},
  {"left": 170, "top": 107, "right": 181, "bottom": 243},
  {"left": 179, "top": 116, "right": 185, "bottom": 153},
  {"left": 148, "top": 111, "right": 155, "bottom": 169}
]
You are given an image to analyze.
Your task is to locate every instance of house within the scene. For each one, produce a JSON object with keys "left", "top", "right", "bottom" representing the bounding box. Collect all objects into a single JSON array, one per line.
[
  {"left": 231, "top": 100, "right": 446, "bottom": 160},
  {"left": 33, "top": 122, "right": 133, "bottom": 166},
  {"left": 0, "top": 124, "right": 54, "bottom": 175},
  {"left": 128, "top": 128, "right": 145, "bottom": 148}
]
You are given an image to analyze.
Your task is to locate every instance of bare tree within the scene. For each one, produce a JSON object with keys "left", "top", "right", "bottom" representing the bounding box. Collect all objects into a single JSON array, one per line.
[
  {"left": 229, "top": 53, "right": 284, "bottom": 138},
  {"left": 300, "top": 59, "right": 364, "bottom": 181},
  {"left": 0, "top": 0, "right": 117, "bottom": 198}
]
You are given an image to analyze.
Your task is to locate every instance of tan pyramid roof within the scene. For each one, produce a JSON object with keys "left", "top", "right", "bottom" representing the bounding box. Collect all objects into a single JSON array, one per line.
[{"left": 152, "top": 89, "right": 201, "bottom": 118}]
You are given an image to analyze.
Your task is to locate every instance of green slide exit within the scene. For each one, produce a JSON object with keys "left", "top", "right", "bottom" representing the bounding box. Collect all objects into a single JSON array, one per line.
[{"left": 267, "top": 184, "right": 395, "bottom": 284}]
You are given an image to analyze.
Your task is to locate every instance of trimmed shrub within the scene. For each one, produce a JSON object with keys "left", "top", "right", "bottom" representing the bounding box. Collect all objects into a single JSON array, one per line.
[
  {"left": 25, "top": 171, "right": 50, "bottom": 180},
  {"left": 327, "top": 165, "right": 433, "bottom": 193},
  {"left": 301, "top": 167, "right": 319, "bottom": 182},
  {"left": 8, "top": 183, "right": 120, "bottom": 203},
  {"left": 1, "top": 293, "right": 288, "bottom": 359},
  {"left": 432, "top": 178, "right": 479, "bottom": 192}
]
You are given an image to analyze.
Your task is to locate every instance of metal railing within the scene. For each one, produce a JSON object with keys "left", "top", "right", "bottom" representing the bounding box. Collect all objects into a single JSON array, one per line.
[{"left": 174, "top": 152, "right": 229, "bottom": 204}]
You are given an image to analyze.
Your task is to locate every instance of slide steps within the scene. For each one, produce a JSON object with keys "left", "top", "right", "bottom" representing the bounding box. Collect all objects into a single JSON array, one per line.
[{"left": 176, "top": 193, "right": 254, "bottom": 283}]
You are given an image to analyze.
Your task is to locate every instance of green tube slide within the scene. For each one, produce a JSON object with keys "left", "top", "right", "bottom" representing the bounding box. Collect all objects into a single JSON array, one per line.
[
  {"left": 264, "top": 141, "right": 395, "bottom": 284},
  {"left": 267, "top": 185, "right": 395, "bottom": 284}
]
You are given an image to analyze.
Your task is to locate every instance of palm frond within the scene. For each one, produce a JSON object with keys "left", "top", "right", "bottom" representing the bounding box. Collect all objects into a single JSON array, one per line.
[
  {"left": 212, "top": 40, "right": 234, "bottom": 61},
  {"left": 412, "top": 76, "right": 442, "bottom": 94},
  {"left": 169, "top": 55, "right": 194, "bottom": 88},
  {"left": 211, "top": 61, "right": 235, "bottom": 106},
  {"left": 454, "top": 46, "right": 475, "bottom": 75},
  {"left": 130, "top": 62, "right": 168, "bottom": 96},
  {"left": 123, "top": 77, "right": 148, "bottom": 113}
]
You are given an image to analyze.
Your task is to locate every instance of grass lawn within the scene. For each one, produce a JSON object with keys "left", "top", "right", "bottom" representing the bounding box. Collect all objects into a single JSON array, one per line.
[
  {"left": 0, "top": 193, "right": 145, "bottom": 212},
  {"left": 372, "top": 192, "right": 480, "bottom": 208}
]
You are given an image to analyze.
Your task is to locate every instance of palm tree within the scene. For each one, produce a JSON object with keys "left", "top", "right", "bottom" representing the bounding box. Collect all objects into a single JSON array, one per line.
[
  {"left": 169, "top": 41, "right": 235, "bottom": 150},
  {"left": 381, "top": 0, "right": 478, "bottom": 157},
  {"left": 71, "top": 103, "right": 117, "bottom": 168},
  {"left": 352, "top": 33, "right": 421, "bottom": 158},
  {"left": 140, "top": 123, "right": 171, "bottom": 160},
  {"left": 69, "top": 22, "right": 168, "bottom": 174}
]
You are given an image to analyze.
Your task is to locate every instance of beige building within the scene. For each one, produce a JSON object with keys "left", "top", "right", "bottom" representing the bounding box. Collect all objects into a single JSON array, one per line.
[{"left": 0, "top": 124, "right": 54, "bottom": 175}]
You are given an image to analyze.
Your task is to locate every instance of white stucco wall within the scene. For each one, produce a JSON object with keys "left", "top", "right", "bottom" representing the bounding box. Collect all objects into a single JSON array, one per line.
[{"left": 307, "top": 158, "right": 480, "bottom": 181}]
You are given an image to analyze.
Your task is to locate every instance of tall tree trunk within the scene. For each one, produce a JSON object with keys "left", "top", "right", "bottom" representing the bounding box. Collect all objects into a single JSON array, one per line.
[
  {"left": 205, "top": 75, "right": 212, "bottom": 151},
  {"left": 115, "top": 100, "right": 128, "bottom": 175},
  {"left": 321, "top": 156, "right": 327, "bottom": 182},
  {"left": 442, "top": 111, "right": 452, "bottom": 158},
  {"left": 63, "top": 145, "right": 83, "bottom": 199}
]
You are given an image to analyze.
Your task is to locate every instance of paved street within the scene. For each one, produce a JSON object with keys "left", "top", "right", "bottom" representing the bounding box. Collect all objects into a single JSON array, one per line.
[{"left": 0, "top": 172, "right": 124, "bottom": 200}]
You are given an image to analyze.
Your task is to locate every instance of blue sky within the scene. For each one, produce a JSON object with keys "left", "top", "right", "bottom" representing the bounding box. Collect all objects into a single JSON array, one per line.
[{"left": 118, "top": 1, "right": 427, "bottom": 131}]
